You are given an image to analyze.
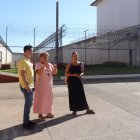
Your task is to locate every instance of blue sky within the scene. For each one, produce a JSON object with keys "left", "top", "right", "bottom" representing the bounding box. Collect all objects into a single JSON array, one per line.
[{"left": 0, "top": 0, "right": 97, "bottom": 52}]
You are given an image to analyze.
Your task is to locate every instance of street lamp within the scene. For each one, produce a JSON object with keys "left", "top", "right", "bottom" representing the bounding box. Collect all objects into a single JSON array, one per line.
[
  {"left": 55, "top": 0, "right": 59, "bottom": 64},
  {"left": 84, "top": 30, "right": 88, "bottom": 65}
]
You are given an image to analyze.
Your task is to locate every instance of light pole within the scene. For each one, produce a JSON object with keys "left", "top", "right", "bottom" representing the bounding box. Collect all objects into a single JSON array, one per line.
[
  {"left": 127, "top": 33, "right": 132, "bottom": 65},
  {"left": 84, "top": 30, "right": 88, "bottom": 65},
  {"left": 6, "top": 26, "right": 8, "bottom": 64},
  {"left": 55, "top": 0, "right": 59, "bottom": 64}
]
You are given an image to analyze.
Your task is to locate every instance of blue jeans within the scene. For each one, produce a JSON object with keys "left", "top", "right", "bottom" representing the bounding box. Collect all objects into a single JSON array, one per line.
[{"left": 20, "top": 86, "right": 34, "bottom": 124}]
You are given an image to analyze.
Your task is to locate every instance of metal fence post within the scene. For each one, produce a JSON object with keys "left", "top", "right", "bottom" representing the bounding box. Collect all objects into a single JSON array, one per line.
[{"left": 108, "top": 32, "right": 110, "bottom": 62}]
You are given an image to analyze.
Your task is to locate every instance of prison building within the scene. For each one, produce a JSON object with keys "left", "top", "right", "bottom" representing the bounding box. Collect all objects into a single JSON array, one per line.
[{"left": 91, "top": 0, "right": 140, "bottom": 35}]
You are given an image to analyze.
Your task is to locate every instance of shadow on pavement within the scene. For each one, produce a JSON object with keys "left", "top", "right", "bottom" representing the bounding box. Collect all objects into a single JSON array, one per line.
[
  {"left": 0, "top": 114, "right": 85, "bottom": 140},
  {"left": 54, "top": 77, "right": 140, "bottom": 85},
  {"left": 83, "top": 77, "right": 140, "bottom": 84}
]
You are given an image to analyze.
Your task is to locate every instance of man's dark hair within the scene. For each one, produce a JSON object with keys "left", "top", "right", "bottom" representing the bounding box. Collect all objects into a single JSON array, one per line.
[{"left": 24, "top": 45, "right": 33, "bottom": 52}]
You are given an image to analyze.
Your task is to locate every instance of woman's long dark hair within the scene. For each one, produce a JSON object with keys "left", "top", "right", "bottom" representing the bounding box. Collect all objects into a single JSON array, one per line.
[{"left": 72, "top": 51, "right": 78, "bottom": 57}]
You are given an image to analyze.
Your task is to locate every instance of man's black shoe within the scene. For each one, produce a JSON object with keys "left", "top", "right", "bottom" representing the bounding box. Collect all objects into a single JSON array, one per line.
[
  {"left": 28, "top": 120, "right": 37, "bottom": 125},
  {"left": 23, "top": 123, "right": 34, "bottom": 130}
]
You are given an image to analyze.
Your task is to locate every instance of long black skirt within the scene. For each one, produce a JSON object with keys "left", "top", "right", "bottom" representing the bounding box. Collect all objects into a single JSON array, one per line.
[{"left": 67, "top": 77, "right": 89, "bottom": 111}]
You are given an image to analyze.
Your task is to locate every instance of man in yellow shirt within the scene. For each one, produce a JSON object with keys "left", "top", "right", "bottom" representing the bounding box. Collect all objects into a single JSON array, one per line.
[{"left": 18, "top": 45, "right": 36, "bottom": 130}]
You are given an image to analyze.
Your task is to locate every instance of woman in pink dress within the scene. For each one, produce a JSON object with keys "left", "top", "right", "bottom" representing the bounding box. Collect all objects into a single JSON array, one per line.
[{"left": 33, "top": 52, "right": 58, "bottom": 120}]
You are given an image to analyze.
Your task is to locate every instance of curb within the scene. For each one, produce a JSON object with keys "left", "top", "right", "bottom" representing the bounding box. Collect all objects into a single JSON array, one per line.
[
  {"left": 60, "top": 74, "right": 140, "bottom": 80},
  {"left": 0, "top": 72, "right": 18, "bottom": 77},
  {"left": 1, "top": 72, "right": 140, "bottom": 81}
]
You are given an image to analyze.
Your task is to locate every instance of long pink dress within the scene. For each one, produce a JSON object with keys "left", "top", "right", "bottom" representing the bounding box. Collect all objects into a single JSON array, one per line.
[{"left": 33, "top": 62, "right": 54, "bottom": 114}]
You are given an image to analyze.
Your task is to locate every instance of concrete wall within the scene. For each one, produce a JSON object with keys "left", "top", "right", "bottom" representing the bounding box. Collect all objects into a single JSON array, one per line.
[
  {"left": 11, "top": 53, "right": 23, "bottom": 68},
  {"left": 96, "top": 0, "right": 140, "bottom": 34},
  {"left": 47, "top": 39, "right": 133, "bottom": 65}
]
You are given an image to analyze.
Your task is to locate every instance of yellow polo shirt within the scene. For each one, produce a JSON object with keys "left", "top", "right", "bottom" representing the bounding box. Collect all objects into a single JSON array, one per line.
[{"left": 18, "top": 56, "right": 34, "bottom": 89}]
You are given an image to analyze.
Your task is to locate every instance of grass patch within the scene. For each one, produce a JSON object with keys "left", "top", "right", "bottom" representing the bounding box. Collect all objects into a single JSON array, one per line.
[
  {"left": 0, "top": 68, "right": 18, "bottom": 74},
  {"left": 84, "top": 66, "right": 140, "bottom": 75}
]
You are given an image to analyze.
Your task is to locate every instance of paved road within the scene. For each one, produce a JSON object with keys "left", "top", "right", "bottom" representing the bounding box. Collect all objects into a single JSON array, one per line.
[{"left": 0, "top": 81, "right": 140, "bottom": 140}]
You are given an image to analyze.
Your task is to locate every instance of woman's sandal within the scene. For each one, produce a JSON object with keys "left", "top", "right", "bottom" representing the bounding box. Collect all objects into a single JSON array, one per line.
[
  {"left": 86, "top": 109, "right": 95, "bottom": 114},
  {"left": 45, "top": 113, "right": 54, "bottom": 118},
  {"left": 38, "top": 115, "right": 46, "bottom": 120}
]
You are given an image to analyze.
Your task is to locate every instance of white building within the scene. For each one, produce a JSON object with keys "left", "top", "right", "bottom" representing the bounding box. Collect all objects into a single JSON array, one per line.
[
  {"left": 0, "top": 35, "right": 12, "bottom": 68},
  {"left": 91, "top": 0, "right": 140, "bottom": 34},
  {"left": 0, "top": 35, "right": 24, "bottom": 69}
]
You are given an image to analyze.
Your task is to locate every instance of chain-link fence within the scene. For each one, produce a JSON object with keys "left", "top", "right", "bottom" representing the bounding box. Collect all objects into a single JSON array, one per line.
[{"left": 44, "top": 25, "right": 140, "bottom": 66}]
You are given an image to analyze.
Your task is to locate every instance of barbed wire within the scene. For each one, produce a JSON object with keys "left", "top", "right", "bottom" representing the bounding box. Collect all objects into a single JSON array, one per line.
[
  {"left": 0, "top": 24, "right": 97, "bottom": 37},
  {"left": 0, "top": 24, "right": 128, "bottom": 37}
]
